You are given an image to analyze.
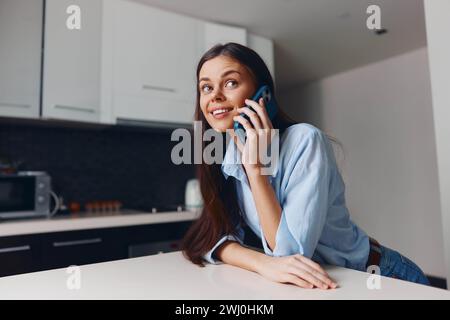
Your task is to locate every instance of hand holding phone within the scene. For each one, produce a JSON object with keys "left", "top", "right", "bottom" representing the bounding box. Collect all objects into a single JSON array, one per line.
[{"left": 233, "top": 85, "right": 278, "bottom": 144}]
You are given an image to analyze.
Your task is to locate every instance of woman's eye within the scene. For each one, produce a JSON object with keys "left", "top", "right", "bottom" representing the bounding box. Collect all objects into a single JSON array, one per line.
[
  {"left": 201, "top": 84, "right": 212, "bottom": 93},
  {"left": 225, "top": 80, "right": 237, "bottom": 88}
]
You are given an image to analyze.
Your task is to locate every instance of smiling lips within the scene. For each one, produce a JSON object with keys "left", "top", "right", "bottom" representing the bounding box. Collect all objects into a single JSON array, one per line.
[{"left": 210, "top": 107, "right": 234, "bottom": 119}]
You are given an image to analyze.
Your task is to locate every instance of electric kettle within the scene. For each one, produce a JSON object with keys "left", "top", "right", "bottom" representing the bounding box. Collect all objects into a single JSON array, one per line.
[{"left": 185, "top": 179, "right": 203, "bottom": 212}]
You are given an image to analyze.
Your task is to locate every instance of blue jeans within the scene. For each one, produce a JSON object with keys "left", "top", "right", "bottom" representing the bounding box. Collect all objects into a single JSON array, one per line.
[{"left": 377, "top": 245, "right": 430, "bottom": 286}]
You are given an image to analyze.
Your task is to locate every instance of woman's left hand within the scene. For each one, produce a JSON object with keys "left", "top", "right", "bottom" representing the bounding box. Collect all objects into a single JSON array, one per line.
[{"left": 231, "top": 97, "right": 275, "bottom": 176}]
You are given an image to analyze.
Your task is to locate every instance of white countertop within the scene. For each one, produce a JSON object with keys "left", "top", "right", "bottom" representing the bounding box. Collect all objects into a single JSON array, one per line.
[
  {"left": 0, "top": 251, "right": 448, "bottom": 300},
  {"left": 0, "top": 210, "right": 201, "bottom": 237}
]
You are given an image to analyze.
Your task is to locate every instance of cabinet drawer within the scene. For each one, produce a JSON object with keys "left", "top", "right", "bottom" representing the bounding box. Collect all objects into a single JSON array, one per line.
[
  {"left": 41, "top": 228, "right": 126, "bottom": 270},
  {"left": 0, "top": 235, "right": 41, "bottom": 277}
]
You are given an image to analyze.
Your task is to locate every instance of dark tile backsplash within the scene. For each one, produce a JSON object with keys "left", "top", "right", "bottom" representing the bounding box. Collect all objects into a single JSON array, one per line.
[{"left": 0, "top": 119, "right": 195, "bottom": 213}]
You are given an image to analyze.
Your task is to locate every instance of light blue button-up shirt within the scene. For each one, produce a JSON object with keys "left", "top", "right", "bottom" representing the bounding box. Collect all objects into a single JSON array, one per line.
[{"left": 203, "top": 123, "right": 370, "bottom": 272}]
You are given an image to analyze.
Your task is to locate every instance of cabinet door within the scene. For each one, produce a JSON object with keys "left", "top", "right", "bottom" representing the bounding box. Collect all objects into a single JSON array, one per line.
[
  {"left": 110, "top": 0, "right": 201, "bottom": 125},
  {"left": 248, "top": 34, "right": 275, "bottom": 82},
  {"left": 0, "top": 0, "right": 42, "bottom": 119},
  {"left": 202, "top": 22, "right": 247, "bottom": 53},
  {"left": 0, "top": 235, "right": 41, "bottom": 277},
  {"left": 41, "top": 228, "right": 126, "bottom": 270},
  {"left": 42, "top": 0, "right": 102, "bottom": 123}
]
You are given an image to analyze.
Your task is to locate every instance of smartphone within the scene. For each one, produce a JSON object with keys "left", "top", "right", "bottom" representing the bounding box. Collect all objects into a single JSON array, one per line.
[{"left": 233, "top": 85, "right": 278, "bottom": 144}]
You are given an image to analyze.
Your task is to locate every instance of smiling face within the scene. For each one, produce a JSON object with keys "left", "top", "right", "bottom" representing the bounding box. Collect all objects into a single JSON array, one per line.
[{"left": 198, "top": 55, "right": 257, "bottom": 132}]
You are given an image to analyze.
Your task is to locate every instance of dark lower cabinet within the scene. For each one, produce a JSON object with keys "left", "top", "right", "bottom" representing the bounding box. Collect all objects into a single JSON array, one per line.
[
  {"left": 0, "top": 235, "right": 42, "bottom": 277},
  {"left": 0, "top": 220, "right": 193, "bottom": 278},
  {"left": 40, "top": 228, "right": 126, "bottom": 270}
]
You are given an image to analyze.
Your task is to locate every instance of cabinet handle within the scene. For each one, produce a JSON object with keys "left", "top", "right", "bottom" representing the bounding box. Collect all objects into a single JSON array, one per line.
[
  {"left": 0, "top": 245, "right": 31, "bottom": 254},
  {"left": 0, "top": 102, "right": 31, "bottom": 109},
  {"left": 116, "top": 118, "right": 192, "bottom": 129},
  {"left": 54, "top": 104, "right": 96, "bottom": 113},
  {"left": 142, "top": 84, "right": 176, "bottom": 93},
  {"left": 53, "top": 238, "right": 102, "bottom": 247}
]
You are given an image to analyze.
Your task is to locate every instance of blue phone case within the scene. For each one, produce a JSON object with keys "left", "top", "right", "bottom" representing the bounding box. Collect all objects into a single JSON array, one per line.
[{"left": 233, "top": 85, "right": 278, "bottom": 144}]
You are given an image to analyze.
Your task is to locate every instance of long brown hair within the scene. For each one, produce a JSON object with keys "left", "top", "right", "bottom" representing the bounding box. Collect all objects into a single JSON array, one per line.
[{"left": 181, "top": 42, "right": 297, "bottom": 266}]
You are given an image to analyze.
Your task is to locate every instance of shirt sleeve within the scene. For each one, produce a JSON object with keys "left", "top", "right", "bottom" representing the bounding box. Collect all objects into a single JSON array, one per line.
[
  {"left": 265, "top": 128, "right": 333, "bottom": 259},
  {"left": 203, "top": 222, "right": 245, "bottom": 264}
]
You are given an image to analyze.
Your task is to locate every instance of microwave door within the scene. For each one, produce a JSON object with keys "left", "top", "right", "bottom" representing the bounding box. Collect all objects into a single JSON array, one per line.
[{"left": 0, "top": 177, "right": 36, "bottom": 218}]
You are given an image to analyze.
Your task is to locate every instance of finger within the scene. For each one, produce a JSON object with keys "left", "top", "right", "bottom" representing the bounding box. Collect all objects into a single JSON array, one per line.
[
  {"left": 233, "top": 115, "right": 253, "bottom": 131},
  {"left": 297, "top": 263, "right": 335, "bottom": 289},
  {"left": 294, "top": 256, "right": 337, "bottom": 288},
  {"left": 237, "top": 107, "right": 262, "bottom": 130},
  {"left": 245, "top": 98, "right": 272, "bottom": 129},
  {"left": 289, "top": 266, "right": 330, "bottom": 290},
  {"left": 295, "top": 255, "right": 329, "bottom": 276},
  {"left": 283, "top": 275, "right": 314, "bottom": 289},
  {"left": 229, "top": 130, "right": 244, "bottom": 153}
]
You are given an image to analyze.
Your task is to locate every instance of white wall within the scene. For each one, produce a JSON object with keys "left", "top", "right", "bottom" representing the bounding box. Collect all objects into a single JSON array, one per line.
[
  {"left": 424, "top": 0, "right": 450, "bottom": 283},
  {"left": 248, "top": 33, "right": 275, "bottom": 82},
  {"left": 279, "top": 47, "right": 446, "bottom": 278}
]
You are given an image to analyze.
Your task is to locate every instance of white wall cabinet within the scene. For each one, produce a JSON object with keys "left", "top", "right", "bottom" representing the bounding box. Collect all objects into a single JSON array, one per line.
[
  {"left": 108, "top": 3, "right": 253, "bottom": 126},
  {"left": 107, "top": 0, "right": 202, "bottom": 126},
  {"left": 42, "top": 0, "right": 103, "bottom": 123},
  {"left": 1, "top": 0, "right": 274, "bottom": 127},
  {"left": 0, "top": 0, "right": 43, "bottom": 119}
]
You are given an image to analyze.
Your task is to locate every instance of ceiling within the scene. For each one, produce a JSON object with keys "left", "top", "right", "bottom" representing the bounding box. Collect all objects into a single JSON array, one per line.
[{"left": 132, "top": 0, "right": 427, "bottom": 91}]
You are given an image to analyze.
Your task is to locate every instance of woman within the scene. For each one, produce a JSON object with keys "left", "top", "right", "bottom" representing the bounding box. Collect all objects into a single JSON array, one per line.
[{"left": 181, "top": 42, "right": 430, "bottom": 289}]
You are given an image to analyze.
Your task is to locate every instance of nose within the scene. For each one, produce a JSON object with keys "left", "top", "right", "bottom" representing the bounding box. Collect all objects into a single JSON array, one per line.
[{"left": 211, "top": 87, "right": 225, "bottom": 102}]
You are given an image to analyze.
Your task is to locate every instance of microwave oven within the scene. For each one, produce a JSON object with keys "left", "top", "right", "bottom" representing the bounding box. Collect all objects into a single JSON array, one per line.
[{"left": 0, "top": 171, "right": 54, "bottom": 219}]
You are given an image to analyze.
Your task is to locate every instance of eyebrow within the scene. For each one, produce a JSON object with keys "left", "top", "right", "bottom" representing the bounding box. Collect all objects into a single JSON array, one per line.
[{"left": 199, "top": 70, "right": 241, "bottom": 83}]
